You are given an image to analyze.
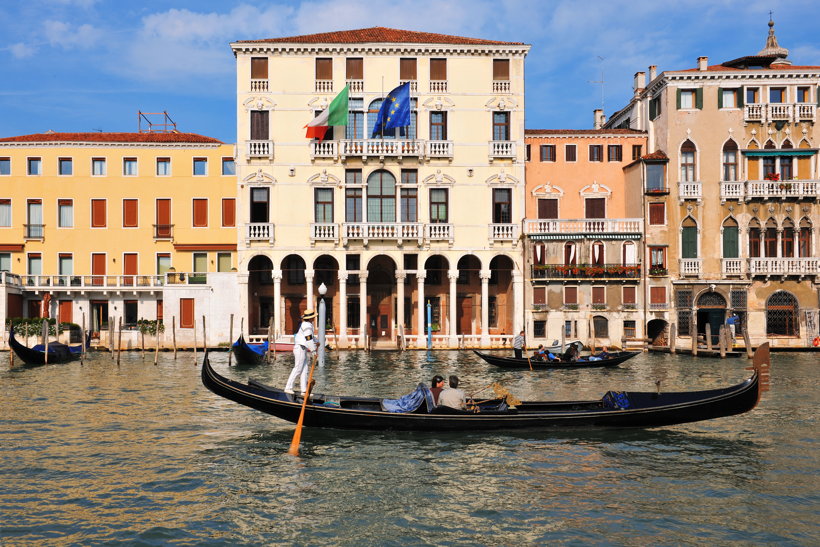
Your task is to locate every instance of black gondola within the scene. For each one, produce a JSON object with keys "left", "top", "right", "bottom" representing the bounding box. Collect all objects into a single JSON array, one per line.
[
  {"left": 231, "top": 335, "right": 268, "bottom": 365},
  {"left": 473, "top": 350, "right": 640, "bottom": 369},
  {"left": 8, "top": 327, "right": 84, "bottom": 365},
  {"left": 201, "top": 344, "right": 769, "bottom": 432}
]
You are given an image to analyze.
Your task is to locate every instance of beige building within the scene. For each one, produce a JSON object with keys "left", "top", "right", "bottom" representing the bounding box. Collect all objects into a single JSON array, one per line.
[
  {"left": 231, "top": 27, "right": 530, "bottom": 349},
  {"left": 606, "top": 20, "right": 820, "bottom": 348}
]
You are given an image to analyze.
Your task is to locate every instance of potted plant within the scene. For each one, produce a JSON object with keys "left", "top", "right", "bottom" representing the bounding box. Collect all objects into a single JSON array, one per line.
[{"left": 649, "top": 266, "right": 668, "bottom": 276}]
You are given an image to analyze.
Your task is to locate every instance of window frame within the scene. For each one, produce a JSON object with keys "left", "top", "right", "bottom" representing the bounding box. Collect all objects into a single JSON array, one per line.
[
  {"left": 192, "top": 198, "right": 208, "bottom": 228},
  {"left": 91, "top": 157, "right": 106, "bottom": 176},
  {"left": 0, "top": 157, "right": 10, "bottom": 176},
  {"left": 648, "top": 202, "right": 666, "bottom": 225},
  {"left": 123, "top": 157, "right": 138, "bottom": 177},
  {"left": 193, "top": 157, "right": 208, "bottom": 176},
  {"left": 27, "top": 157, "right": 42, "bottom": 176},
  {"left": 58, "top": 157, "right": 73, "bottom": 176},
  {"left": 57, "top": 198, "right": 74, "bottom": 228},
  {"left": 221, "top": 157, "right": 235, "bottom": 176},
  {"left": 314, "top": 188, "right": 334, "bottom": 223},
  {"left": 429, "top": 188, "right": 448, "bottom": 224},
  {"left": 540, "top": 144, "right": 556, "bottom": 162},
  {"left": 607, "top": 145, "right": 622, "bottom": 162},
  {"left": 122, "top": 198, "right": 139, "bottom": 228},
  {"left": 565, "top": 144, "right": 577, "bottom": 162},
  {"left": 588, "top": 144, "right": 603, "bottom": 162},
  {"left": 90, "top": 198, "right": 107, "bottom": 228}
]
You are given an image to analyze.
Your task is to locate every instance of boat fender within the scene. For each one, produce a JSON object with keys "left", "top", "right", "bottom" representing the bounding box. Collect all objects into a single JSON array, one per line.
[{"left": 813, "top": 337, "right": 820, "bottom": 347}]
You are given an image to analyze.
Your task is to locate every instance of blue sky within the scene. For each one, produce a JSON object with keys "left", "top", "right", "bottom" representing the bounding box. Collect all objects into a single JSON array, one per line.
[{"left": 1, "top": 0, "right": 818, "bottom": 143}]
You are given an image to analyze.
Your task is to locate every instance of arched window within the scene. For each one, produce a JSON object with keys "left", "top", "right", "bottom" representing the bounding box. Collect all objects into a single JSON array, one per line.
[
  {"left": 366, "top": 170, "right": 396, "bottom": 222},
  {"left": 722, "top": 140, "right": 738, "bottom": 181},
  {"left": 723, "top": 217, "right": 739, "bottom": 258},
  {"left": 763, "top": 140, "right": 777, "bottom": 178},
  {"left": 564, "top": 242, "right": 577, "bottom": 265},
  {"left": 748, "top": 218, "right": 761, "bottom": 258},
  {"left": 781, "top": 218, "right": 795, "bottom": 258},
  {"left": 622, "top": 241, "right": 637, "bottom": 265},
  {"left": 798, "top": 218, "right": 812, "bottom": 257},
  {"left": 764, "top": 218, "right": 778, "bottom": 257},
  {"left": 681, "top": 216, "right": 698, "bottom": 258},
  {"left": 592, "top": 315, "right": 609, "bottom": 337},
  {"left": 781, "top": 140, "right": 794, "bottom": 180},
  {"left": 766, "top": 291, "right": 799, "bottom": 336},
  {"left": 591, "top": 241, "right": 605, "bottom": 265},
  {"left": 680, "top": 140, "right": 696, "bottom": 182}
]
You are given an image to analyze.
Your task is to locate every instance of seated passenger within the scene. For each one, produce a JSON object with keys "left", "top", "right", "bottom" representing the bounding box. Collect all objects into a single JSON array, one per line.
[
  {"left": 438, "top": 375, "right": 467, "bottom": 410},
  {"left": 546, "top": 352, "right": 560, "bottom": 362},
  {"left": 562, "top": 345, "right": 580, "bottom": 362},
  {"left": 532, "top": 344, "right": 545, "bottom": 361},
  {"left": 430, "top": 375, "right": 445, "bottom": 406}
]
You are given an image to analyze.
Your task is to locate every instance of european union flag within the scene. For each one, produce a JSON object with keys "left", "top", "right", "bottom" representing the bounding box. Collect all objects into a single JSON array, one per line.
[{"left": 371, "top": 82, "right": 411, "bottom": 137}]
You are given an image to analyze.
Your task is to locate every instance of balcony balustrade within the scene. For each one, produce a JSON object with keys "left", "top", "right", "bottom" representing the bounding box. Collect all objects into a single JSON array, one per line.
[
  {"left": 342, "top": 222, "right": 423, "bottom": 245},
  {"left": 399, "top": 80, "right": 418, "bottom": 93},
  {"left": 340, "top": 139, "right": 423, "bottom": 159},
  {"left": 492, "top": 80, "right": 511, "bottom": 93},
  {"left": 721, "top": 258, "right": 744, "bottom": 276},
  {"left": 429, "top": 80, "right": 447, "bottom": 93},
  {"left": 488, "top": 223, "right": 518, "bottom": 242},
  {"left": 649, "top": 302, "right": 670, "bottom": 311},
  {"left": 310, "top": 223, "right": 338, "bottom": 242},
  {"left": 425, "top": 223, "right": 453, "bottom": 244},
  {"left": 346, "top": 79, "right": 364, "bottom": 94},
  {"left": 524, "top": 218, "right": 642, "bottom": 236},
  {"left": 748, "top": 257, "right": 819, "bottom": 277},
  {"left": 246, "top": 222, "right": 274, "bottom": 243},
  {"left": 0, "top": 272, "right": 22, "bottom": 286},
  {"left": 426, "top": 140, "right": 453, "bottom": 159},
  {"left": 250, "top": 79, "right": 269, "bottom": 92},
  {"left": 746, "top": 180, "right": 819, "bottom": 200},
  {"left": 720, "top": 181, "right": 745, "bottom": 202},
  {"left": 488, "top": 140, "right": 516, "bottom": 160},
  {"left": 20, "top": 274, "right": 165, "bottom": 290},
  {"left": 310, "top": 141, "right": 337, "bottom": 159},
  {"left": 24, "top": 224, "right": 44, "bottom": 239},
  {"left": 679, "top": 258, "right": 702, "bottom": 276},
  {"left": 153, "top": 224, "right": 173, "bottom": 240},
  {"left": 314, "top": 80, "right": 333, "bottom": 93},
  {"left": 745, "top": 103, "right": 815, "bottom": 123},
  {"left": 246, "top": 140, "right": 273, "bottom": 159},
  {"left": 531, "top": 264, "right": 641, "bottom": 280},
  {"left": 678, "top": 181, "right": 702, "bottom": 201}
]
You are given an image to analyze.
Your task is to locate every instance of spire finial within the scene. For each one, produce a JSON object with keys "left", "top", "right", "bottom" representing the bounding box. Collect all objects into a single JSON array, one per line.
[{"left": 757, "top": 15, "right": 790, "bottom": 64}]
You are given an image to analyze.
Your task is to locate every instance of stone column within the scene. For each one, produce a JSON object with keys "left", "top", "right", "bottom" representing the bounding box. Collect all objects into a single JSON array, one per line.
[
  {"left": 238, "top": 272, "right": 249, "bottom": 337},
  {"left": 417, "top": 272, "right": 426, "bottom": 348},
  {"left": 338, "top": 270, "right": 348, "bottom": 348},
  {"left": 448, "top": 269, "right": 459, "bottom": 347},
  {"left": 480, "top": 269, "right": 491, "bottom": 347},
  {"left": 272, "top": 270, "right": 282, "bottom": 338},
  {"left": 305, "top": 270, "right": 315, "bottom": 311},
  {"left": 359, "top": 271, "right": 368, "bottom": 346},
  {"left": 396, "top": 270, "right": 406, "bottom": 342},
  {"left": 512, "top": 270, "right": 524, "bottom": 336}
]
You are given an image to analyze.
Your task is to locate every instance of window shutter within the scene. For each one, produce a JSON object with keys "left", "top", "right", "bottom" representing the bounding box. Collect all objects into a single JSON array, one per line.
[
  {"left": 585, "top": 198, "right": 606, "bottom": 219},
  {"left": 650, "top": 286, "right": 666, "bottom": 304},
  {"left": 346, "top": 58, "right": 363, "bottom": 80},
  {"left": 737, "top": 89, "right": 744, "bottom": 108},
  {"left": 222, "top": 198, "right": 235, "bottom": 227},
  {"left": 193, "top": 199, "right": 208, "bottom": 227},
  {"left": 564, "top": 286, "right": 577, "bottom": 304},
  {"left": 123, "top": 253, "right": 138, "bottom": 276},
  {"left": 676, "top": 89, "right": 681, "bottom": 110},
  {"left": 723, "top": 226, "right": 739, "bottom": 258},
  {"left": 537, "top": 198, "right": 558, "bottom": 219},
  {"left": 315, "top": 58, "right": 332, "bottom": 80},
  {"left": 250, "top": 110, "right": 269, "bottom": 140},
  {"left": 649, "top": 202, "right": 665, "bottom": 225},
  {"left": 156, "top": 199, "right": 171, "bottom": 224},
  {"left": 695, "top": 88, "right": 703, "bottom": 109},
  {"left": 92, "top": 253, "right": 106, "bottom": 276},
  {"left": 592, "top": 286, "right": 605, "bottom": 304},
  {"left": 180, "top": 298, "right": 195, "bottom": 328},
  {"left": 682, "top": 226, "right": 698, "bottom": 258},
  {"left": 649, "top": 99, "right": 657, "bottom": 120},
  {"left": 493, "top": 59, "right": 510, "bottom": 80},
  {"left": 91, "top": 199, "right": 106, "bottom": 227},
  {"left": 717, "top": 88, "right": 723, "bottom": 109},
  {"left": 430, "top": 59, "right": 447, "bottom": 80},
  {"left": 400, "top": 58, "right": 416, "bottom": 80},
  {"left": 250, "top": 57, "right": 268, "bottom": 79},
  {"left": 123, "top": 199, "right": 138, "bottom": 227},
  {"left": 623, "top": 286, "right": 636, "bottom": 304},
  {"left": 533, "top": 287, "right": 546, "bottom": 305}
]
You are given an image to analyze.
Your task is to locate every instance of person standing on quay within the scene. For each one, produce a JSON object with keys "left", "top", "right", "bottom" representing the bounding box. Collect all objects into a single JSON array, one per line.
[
  {"left": 285, "top": 309, "right": 317, "bottom": 395},
  {"left": 512, "top": 330, "right": 525, "bottom": 359}
]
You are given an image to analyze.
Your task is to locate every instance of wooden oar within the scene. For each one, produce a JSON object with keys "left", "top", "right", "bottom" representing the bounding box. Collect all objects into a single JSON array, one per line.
[
  {"left": 525, "top": 346, "right": 533, "bottom": 371},
  {"left": 288, "top": 351, "right": 318, "bottom": 456}
]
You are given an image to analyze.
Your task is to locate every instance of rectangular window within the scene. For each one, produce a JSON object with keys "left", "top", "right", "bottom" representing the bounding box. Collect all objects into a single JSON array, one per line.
[
  {"left": 649, "top": 246, "right": 666, "bottom": 268},
  {"left": 585, "top": 197, "right": 606, "bottom": 219},
  {"left": 492, "top": 112, "right": 510, "bottom": 141},
  {"left": 58, "top": 254, "right": 73, "bottom": 276},
  {"left": 156, "top": 253, "right": 171, "bottom": 275},
  {"left": 221, "top": 157, "right": 235, "bottom": 175},
  {"left": 589, "top": 145, "right": 603, "bottom": 162},
  {"left": 28, "top": 253, "right": 42, "bottom": 275},
  {"left": 28, "top": 158, "right": 41, "bottom": 175},
  {"left": 345, "top": 188, "right": 362, "bottom": 222},
  {"left": 155, "top": 199, "right": 172, "bottom": 238},
  {"left": 249, "top": 188, "right": 269, "bottom": 223},
  {"left": 430, "top": 111, "right": 447, "bottom": 140},
  {"left": 26, "top": 199, "right": 42, "bottom": 238},
  {"left": 430, "top": 188, "right": 448, "bottom": 223},
  {"left": 192, "top": 252, "right": 207, "bottom": 276},
  {"left": 0, "top": 199, "right": 10, "bottom": 227},
  {"left": 250, "top": 110, "right": 269, "bottom": 140},
  {"left": 525, "top": 144, "right": 531, "bottom": 162},
  {"left": 58, "top": 158, "right": 73, "bottom": 175},
  {"left": 592, "top": 286, "right": 605, "bottom": 305},
  {"left": 123, "top": 253, "right": 137, "bottom": 285},
  {"left": 347, "top": 296, "right": 360, "bottom": 331},
  {"left": 632, "top": 145, "right": 643, "bottom": 161},
  {"left": 0, "top": 253, "right": 10, "bottom": 272},
  {"left": 251, "top": 57, "right": 268, "bottom": 79},
  {"left": 648, "top": 202, "right": 665, "bottom": 225},
  {"left": 91, "top": 199, "right": 106, "bottom": 228},
  {"left": 400, "top": 187, "right": 417, "bottom": 223},
  {"left": 564, "top": 286, "right": 578, "bottom": 305},
  {"left": 58, "top": 199, "right": 73, "bottom": 228},
  {"left": 565, "top": 144, "right": 577, "bottom": 162},
  {"left": 649, "top": 96, "right": 662, "bottom": 119},
  {"left": 123, "top": 199, "right": 138, "bottom": 228},
  {"left": 492, "top": 189, "right": 511, "bottom": 223},
  {"left": 222, "top": 198, "right": 235, "bottom": 227},
  {"left": 92, "top": 157, "right": 106, "bottom": 176},
  {"left": 425, "top": 296, "right": 441, "bottom": 331},
  {"left": 157, "top": 299, "right": 164, "bottom": 321},
  {"left": 91, "top": 253, "right": 105, "bottom": 283},
  {"left": 0, "top": 157, "right": 9, "bottom": 175},
  {"left": 217, "top": 252, "right": 232, "bottom": 272},
  {"left": 315, "top": 57, "right": 332, "bottom": 80},
  {"left": 769, "top": 87, "right": 785, "bottom": 103},
  {"left": 180, "top": 298, "right": 195, "bottom": 328},
  {"left": 607, "top": 145, "right": 622, "bottom": 162},
  {"left": 624, "top": 320, "right": 636, "bottom": 338},
  {"left": 346, "top": 98, "right": 364, "bottom": 139},
  {"left": 124, "top": 300, "right": 138, "bottom": 328},
  {"left": 746, "top": 87, "right": 759, "bottom": 104},
  {"left": 123, "top": 158, "right": 137, "bottom": 176},
  {"left": 193, "top": 158, "right": 207, "bottom": 176},
  {"left": 533, "top": 320, "right": 546, "bottom": 338},
  {"left": 493, "top": 59, "right": 510, "bottom": 80},
  {"left": 623, "top": 286, "right": 637, "bottom": 305},
  {"left": 192, "top": 198, "right": 208, "bottom": 227},
  {"left": 650, "top": 286, "right": 667, "bottom": 305},
  {"left": 540, "top": 145, "right": 555, "bottom": 162},
  {"left": 315, "top": 188, "right": 334, "bottom": 222},
  {"left": 721, "top": 88, "right": 738, "bottom": 108},
  {"left": 537, "top": 198, "right": 558, "bottom": 219},
  {"left": 399, "top": 58, "right": 417, "bottom": 80},
  {"left": 796, "top": 86, "right": 810, "bottom": 103},
  {"left": 155, "top": 157, "right": 170, "bottom": 176},
  {"left": 533, "top": 286, "right": 546, "bottom": 305},
  {"left": 679, "top": 89, "right": 695, "bottom": 109},
  {"left": 646, "top": 163, "right": 665, "bottom": 191},
  {"left": 346, "top": 57, "right": 363, "bottom": 80},
  {"left": 430, "top": 58, "right": 447, "bottom": 80}
]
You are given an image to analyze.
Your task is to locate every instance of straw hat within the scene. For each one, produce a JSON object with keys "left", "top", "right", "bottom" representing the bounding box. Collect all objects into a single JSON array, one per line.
[{"left": 302, "top": 309, "right": 317, "bottom": 320}]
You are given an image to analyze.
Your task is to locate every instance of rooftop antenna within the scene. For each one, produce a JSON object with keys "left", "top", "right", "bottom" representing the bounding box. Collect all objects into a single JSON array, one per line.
[{"left": 588, "top": 56, "right": 606, "bottom": 111}]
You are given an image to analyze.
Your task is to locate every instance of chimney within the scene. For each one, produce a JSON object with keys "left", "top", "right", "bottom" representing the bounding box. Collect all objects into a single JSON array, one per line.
[
  {"left": 593, "top": 109, "right": 605, "bottom": 129},
  {"left": 633, "top": 71, "right": 646, "bottom": 92},
  {"left": 698, "top": 56, "right": 708, "bottom": 71},
  {"left": 649, "top": 65, "right": 657, "bottom": 81}
]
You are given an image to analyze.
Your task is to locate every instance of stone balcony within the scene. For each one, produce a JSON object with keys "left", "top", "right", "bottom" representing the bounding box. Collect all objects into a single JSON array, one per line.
[
  {"left": 678, "top": 181, "right": 702, "bottom": 202},
  {"left": 488, "top": 141, "right": 516, "bottom": 161},
  {"left": 748, "top": 257, "right": 819, "bottom": 278},
  {"left": 679, "top": 258, "right": 702, "bottom": 277},
  {"left": 524, "top": 218, "right": 642, "bottom": 237},
  {"left": 719, "top": 180, "right": 820, "bottom": 202},
  {"left": 310, "top": 139, "right": 431, "bottom": 161},
  {"left": 744, "top": 103, "right": 816, "bottom": 123},
  {"left": 530, "top": 264, "right": 641, "bottom": 281},
  {"left": 245, "top": 222, "right": 274, "bottom": 244},
  {"left": 245, "top": 140, "right": 273, "bottom": 160},
  {"left": 342, "top": 222, "right": 423, "bottom": 246}
]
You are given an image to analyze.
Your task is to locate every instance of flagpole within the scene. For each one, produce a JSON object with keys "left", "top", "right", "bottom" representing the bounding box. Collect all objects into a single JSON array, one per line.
[{"left": 380, "top": 76, "right": 384, "bottom": 139}]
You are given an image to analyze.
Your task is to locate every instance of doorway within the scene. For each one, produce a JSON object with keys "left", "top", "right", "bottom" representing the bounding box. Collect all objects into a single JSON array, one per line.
[{"left": 90, "top": 301, "right": 109, "bottom": 337}]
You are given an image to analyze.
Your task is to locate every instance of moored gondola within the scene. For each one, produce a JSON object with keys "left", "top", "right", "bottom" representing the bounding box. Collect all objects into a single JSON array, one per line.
[
  {"left": 201, "top": 344, "right": 769, "bottom": 432},
  {"left": 8, "top": 327, "right": 84, "bottom": 365},
  {"left": 231, "top": 335, "right": 268, "bottom": 365},
  {"left": 473, "top": 350, "right": 640, "bottom": 370}
]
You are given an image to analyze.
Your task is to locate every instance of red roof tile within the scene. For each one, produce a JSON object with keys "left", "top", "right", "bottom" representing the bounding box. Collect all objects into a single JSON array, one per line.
[
  {"left": 0, "top": 132, "right": 223, "bottom": 144},
  {"left": 642, "top": 150, "right": 668, "bottom": 161},
  {"left": 677, "top": 63, "right": 820, "bottom": 72},
  {"left": 237, "top": 27, "right": 526, "bottom": 46}
]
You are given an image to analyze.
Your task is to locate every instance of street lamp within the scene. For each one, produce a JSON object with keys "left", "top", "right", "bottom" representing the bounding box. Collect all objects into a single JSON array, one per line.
[{"left": 318, "top": 282, "right": 327, "bottom": 366}]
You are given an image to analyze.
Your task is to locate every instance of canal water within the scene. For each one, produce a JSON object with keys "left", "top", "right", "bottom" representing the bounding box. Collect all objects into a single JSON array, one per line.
[{"left": 1, "top": 349, "right": 817, "bottom": 545}]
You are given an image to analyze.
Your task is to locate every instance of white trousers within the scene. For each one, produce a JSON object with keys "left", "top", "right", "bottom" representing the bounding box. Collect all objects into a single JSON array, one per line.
[{"left": 285, "top": 345, "right": 310, "bottom": 392}]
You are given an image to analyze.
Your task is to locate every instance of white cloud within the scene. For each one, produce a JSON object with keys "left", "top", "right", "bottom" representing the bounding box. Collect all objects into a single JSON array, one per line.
[
  {"left": 9, "top": 42, "right": 37, "bottom": 59},
  {"left": 44, "top": 20, "right": 101, "bottom": 49}
]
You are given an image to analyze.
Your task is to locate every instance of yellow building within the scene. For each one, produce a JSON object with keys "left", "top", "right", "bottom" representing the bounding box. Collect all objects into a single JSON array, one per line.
[
  {"left": 232, "top": 27, "right": 530, "bottom": 349},
  {"left": 606, "top": 20, "right": 820, "bottom": 348},
  {"left": 0, "top": 131, "right": 239, "bottom": 347}
]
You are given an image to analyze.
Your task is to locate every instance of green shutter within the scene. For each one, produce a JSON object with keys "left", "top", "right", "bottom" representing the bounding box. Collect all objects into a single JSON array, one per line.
[
  {"left": 650, "top": 99, "right": 657, "bottom": 120},
  {"left": 717, "top": 88, "right": 723, "bottom": 109},
  {"left": 695, "top": 88, "right": 703, "bottom": 109},
  {"left": 723, "top": 226, "right": 739, "bottom": 258},
  {"left": 682, "top": 226, "right": 698, "bottom": 258},
  {"left": 676, "top": 89, "right": 681, "bottom": 110},
  {"left": 737, "top": 89, "right": 744, "bottom": 108},
  {"left": 817, "top": 86, "right": 820, "bottom": 106}
]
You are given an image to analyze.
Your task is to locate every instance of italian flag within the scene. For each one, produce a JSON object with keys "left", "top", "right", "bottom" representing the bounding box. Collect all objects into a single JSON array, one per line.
[{"left": 305, "top": 85, "right": 349, "bottom": 141}]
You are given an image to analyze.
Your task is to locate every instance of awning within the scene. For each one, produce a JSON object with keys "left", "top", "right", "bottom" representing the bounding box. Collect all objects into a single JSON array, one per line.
[{"left": 742, "top": 149, "right": 817, "bottom": 157}]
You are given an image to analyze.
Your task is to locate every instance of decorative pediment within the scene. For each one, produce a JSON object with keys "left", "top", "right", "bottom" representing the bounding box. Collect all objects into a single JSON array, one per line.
[
  {"left": 307, "top": 169, "right": 341, "bottom": 186},
  {"left": 531, "top": 183, "right": 564, "bottom": 197},
  {"left": 242, "top": 97, "right": 276, "bottom": 112},
  {"left": 485, "top": 169, "right": 519, "bottom": 185},
  {"left": 243, "top": 169, "right": 277, "bottom": 184},
  {"left": 308, "top": 96, "right": 330, "bottom": 111},
  {"left": 579, "top": 181, "right": 611, "bottom": 197},
  {"left": 422, "top": 96, "right": 455, "bottom": 111},
  {"left": 422, "top": 169, "right": 455, "bottom": 185},
  {"left": 485, "top": 97, "right": 519, "bottom": 111}
]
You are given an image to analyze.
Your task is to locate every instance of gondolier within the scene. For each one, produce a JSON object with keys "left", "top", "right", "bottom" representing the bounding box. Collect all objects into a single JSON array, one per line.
[
  {"left": 512, "top": 330, "right": 525, "bottom": 359},
  {"left": 285, "top": 309, "right": 317, "bottom": 395}
]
